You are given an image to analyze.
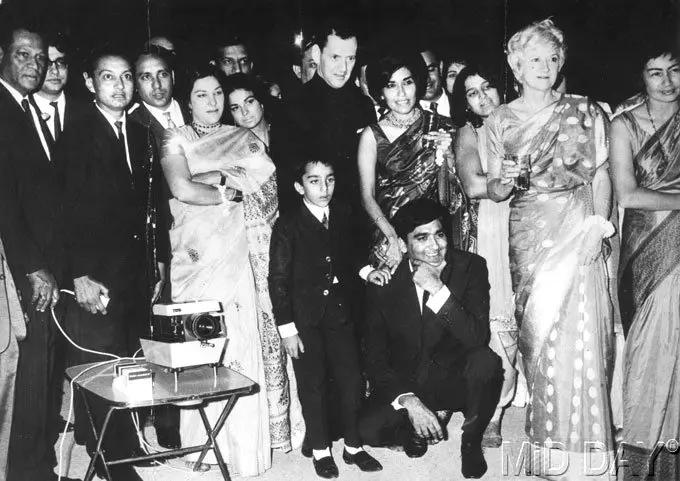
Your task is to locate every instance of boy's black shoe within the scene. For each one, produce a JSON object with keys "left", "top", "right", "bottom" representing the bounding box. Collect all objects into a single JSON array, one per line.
[
  {"left": 342, "top": 449, "right": 383, "bottom": 472},
  {"left": 461, "top": 439, "right": 487, "bottom": 478},
  {"left": 313, "top": 456, "right": 339, "bottom": 479}
]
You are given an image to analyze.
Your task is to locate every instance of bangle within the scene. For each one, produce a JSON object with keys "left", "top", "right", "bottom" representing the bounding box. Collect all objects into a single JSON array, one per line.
[
  {"left": 232, "top": 190, "right": 243, "bottom": 202},
  {"left": 216, "top": 184, "right": 228, "bottom": 204},
  {"left": 373, "top": 215, "right": 386, "bottom": 225}
]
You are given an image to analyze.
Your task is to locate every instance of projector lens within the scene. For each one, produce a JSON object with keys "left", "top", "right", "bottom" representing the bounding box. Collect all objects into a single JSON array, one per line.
[{"left": 186, "top": 314, "right": 221, "bottom": 340}]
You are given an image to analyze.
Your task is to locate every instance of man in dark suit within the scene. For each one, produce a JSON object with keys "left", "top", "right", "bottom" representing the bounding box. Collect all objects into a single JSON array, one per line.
[
  {"left": 0, "top": 23, "right": 69, "bottom": 481},
  {"left": 278, "top": 17, "right": 375, "bottom": 213},
  {"left": 128, "top": 44, "right": 184, "bottom": 450},
  {"left": 269, "top": 159, "right": 382, "bottom": 478},
  {"left": 359, "top": 199, "right": 503, "bottom": 479},
  {"left": 56, "top": 48, "right": 168, "bottom": 481}
]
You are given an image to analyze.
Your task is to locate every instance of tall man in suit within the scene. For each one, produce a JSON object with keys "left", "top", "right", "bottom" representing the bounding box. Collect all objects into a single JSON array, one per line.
[
  {"left": 56, "top": 48, "right": 168, "bottom": 481},
  {"left": 129, "top": 45, "right": 184, "bottom": 450},
  {"left": 0, "top": 24, "right": 67, "bottom": 481},
  {"left": 32, "top": 32, "right": 85, "bottom": 148},
  {"left": 359, "top": 199, "right": 503, "bottom": 479}
]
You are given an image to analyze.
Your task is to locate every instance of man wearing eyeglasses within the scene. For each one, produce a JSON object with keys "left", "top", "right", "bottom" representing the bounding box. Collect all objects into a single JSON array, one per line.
[{"left": 32, "top": 33, "right": 85, "bottom": 154}]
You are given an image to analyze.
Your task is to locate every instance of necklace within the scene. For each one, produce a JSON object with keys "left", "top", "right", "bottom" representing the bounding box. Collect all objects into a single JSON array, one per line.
[
  {"left": 385, "top": 108, "right": 421, "bottom": 129},
  {"left": 191, "top": 120, "right": 221, "bottom": 137},
  {"left": 645, "top": 100, "right": 670, "bottom": 163}
]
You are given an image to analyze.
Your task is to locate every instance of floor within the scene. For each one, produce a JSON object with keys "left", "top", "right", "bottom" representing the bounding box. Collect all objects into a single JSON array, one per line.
[{"left": 54, "top": 398, "right": 619, "bottom": 481}]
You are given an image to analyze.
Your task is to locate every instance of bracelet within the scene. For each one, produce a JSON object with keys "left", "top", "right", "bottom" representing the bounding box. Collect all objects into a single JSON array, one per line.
[
  {"left": 232, "top": 190, "right": 243, "bottom": 202},
  {"left": 373, "top": 215, "right": 386, "bottom": 225},
  {"left": 216, "top": 184, "right": 228, "bottom": 204}
]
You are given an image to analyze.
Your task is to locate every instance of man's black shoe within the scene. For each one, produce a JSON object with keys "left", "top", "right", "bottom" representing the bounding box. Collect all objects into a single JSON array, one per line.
[
  {"left": 312, "top": 456, "right": 339, "bottom": 479},
  {"left": 461, "top": 440, "right": 488, "bottom": 478},
  {"left": 403, "top": 433, "right": 428, "bottom": 458},
  {"left": 342, "top": 449, "right": 383, "bottom": 472},
  {"left": 96, "top": 464, "right": 144, "bottom": 481},
  {"left": 155, "top": 428, "right": 181, "bottom": 450}
]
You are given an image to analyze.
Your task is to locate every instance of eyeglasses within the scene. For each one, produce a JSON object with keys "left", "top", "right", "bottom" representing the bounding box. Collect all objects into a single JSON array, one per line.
[{"left": 47, "top": 58, "right": 68, "bottom": 69}]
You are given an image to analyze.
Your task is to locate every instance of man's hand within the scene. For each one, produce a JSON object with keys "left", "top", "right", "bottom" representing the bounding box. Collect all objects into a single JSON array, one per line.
[
  {"left": 400, "top": 394, "right": 444, "bottom": 442},
  {"left": 412, "top": 261, "right": 445, "bottom": 294},
  {"left": 282, "top": 334, "right": 305, "bottom": 359},
  {"left": 73, "top": 275, "right": 109, "bottom": 315},
  {"left": 27, "top": 268, "right": 59, "bottom": 312},
  {"left": 367, "top": 265, "right": 392, "bottom": 286},
  {"left": 151, "top": 262, "right": 167, "bottom": 304}
]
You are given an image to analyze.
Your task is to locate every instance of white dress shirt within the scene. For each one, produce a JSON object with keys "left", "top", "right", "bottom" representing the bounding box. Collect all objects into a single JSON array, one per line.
[
  {"left": 419, "top": 90, "right": 451, "bottom": 118},
  {"left": 142, "top": 98, "right": 185, "bottom": 129},
  {"left": 0, "top": 77, "right": 51, "bottom": 160},
  {"left": 33, "top": 91, "right": 66, "bottom": 138},
  {"left": 94, "top": 103, "right": 132, "bottom": 173}
]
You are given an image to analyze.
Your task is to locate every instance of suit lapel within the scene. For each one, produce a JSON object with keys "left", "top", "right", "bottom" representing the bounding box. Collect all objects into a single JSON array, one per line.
[
  {"left": 390, "top": 260, "right": 423, "bottom": 346},
  {"left": 92, "top": 109, "right": 134, "bottom": 191},
  {"left": 0, "top": 83, "right": 50, "bottom": 164}
]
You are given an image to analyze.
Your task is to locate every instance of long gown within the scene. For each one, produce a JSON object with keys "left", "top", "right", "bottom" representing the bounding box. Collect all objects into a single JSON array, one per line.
[
  {"left": 163, "top": 124, "right": 304, "bottom": 475},
  {"left": 486, "top": 94, "right": 614, "bottom": 454},
  {"left": 370, "top": 109, "right": 476, "bottom": 253},
  {"left": 618, "top": 109, "right": 680, "bottom": 480}
]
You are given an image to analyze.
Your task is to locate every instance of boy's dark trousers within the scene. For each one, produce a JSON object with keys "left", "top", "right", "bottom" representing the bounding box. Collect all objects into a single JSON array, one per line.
[{"left": 292, "top": 287, "right": 363, "bottom": 450}]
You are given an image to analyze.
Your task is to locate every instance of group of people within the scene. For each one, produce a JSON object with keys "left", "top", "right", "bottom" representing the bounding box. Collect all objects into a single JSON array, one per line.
[{"left": 0, "top": 9, "right": 678, "bottom": 481}]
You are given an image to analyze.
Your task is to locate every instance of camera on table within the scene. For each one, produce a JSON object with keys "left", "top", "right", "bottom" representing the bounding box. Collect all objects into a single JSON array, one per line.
[
  {"left": 140, "top": 300, "right": 228, "bottom": 371},
  {"left": 151, "top": 300, "right": 226, "bottom": 342}
]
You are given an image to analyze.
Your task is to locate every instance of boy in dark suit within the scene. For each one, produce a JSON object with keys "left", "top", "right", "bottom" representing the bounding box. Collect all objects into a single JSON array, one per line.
[{"left": 269, "top": 159, "right": 382, "bottom": 478}]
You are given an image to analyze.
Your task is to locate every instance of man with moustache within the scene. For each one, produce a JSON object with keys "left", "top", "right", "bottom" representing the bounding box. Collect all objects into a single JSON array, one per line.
[
  {"left": 419, "top": 49, "right": 451, "bottom": 118},
  {"left": 56, "top": 48, "right": 168, "bottom": 481},
  {"left": 129, "top": 45, "right": 183, "bottom": 450},
  {"left": 0, "top": 23, "right": 70, "bottom": 481}
]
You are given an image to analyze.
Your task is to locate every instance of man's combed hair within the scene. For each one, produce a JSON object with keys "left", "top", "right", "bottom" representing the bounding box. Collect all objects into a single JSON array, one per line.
[
  {"left": 84, "top": 44, "right": 131, "bottom": 77},
  {"left": 313, "top": 15, "right": 357, "bottom": 51},
  {"left": 392, "top": 198, "right": 447, "bottom": 240}
]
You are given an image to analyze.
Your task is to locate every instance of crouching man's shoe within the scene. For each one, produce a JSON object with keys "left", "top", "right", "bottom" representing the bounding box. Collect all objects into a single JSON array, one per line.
[
  {"left": 342, "top": 449, "right": 382, "bottom": 472},
  {"left": 461, "top": 439, "right": 488, "bottom": 478}
]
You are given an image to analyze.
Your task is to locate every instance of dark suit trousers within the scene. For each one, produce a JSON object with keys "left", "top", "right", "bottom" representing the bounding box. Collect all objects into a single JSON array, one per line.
[
  {"left": 8, "top": 302, "right": 57, "bottom": 481},
  {"left": 358, "top": 346, "right": 503, "bottom": 447},
  {"left": 63, "top": 277, "right": 149, "bottom": 461},
  {"left": 292, "top": 292, "right": 363, "bottom": 450}
]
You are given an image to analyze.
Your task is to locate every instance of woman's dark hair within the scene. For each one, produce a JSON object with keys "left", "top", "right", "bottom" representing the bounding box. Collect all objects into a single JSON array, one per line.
[
  {"left": 222, "top": 73, "right": 271, "bottom": 125},
  {"left": 637, "top": 30, "right": 680, "bottom": 74},
  {"left": 450, "top": 61, "right": 503, "bottom": 129},
  {"left": 366, "top": 52, "right": 426, "bottom": 109},
  {"left": 174, "top": 62, "right": 227, "bottom": 116}
]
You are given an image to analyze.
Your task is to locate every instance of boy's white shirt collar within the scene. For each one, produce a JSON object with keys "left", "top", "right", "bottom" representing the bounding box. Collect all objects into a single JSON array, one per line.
[{"left": 303, "top": 198, "right": 329, "bottom": 223}]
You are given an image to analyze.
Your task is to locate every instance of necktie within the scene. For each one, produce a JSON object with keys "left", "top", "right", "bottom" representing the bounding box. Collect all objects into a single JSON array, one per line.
[
  {"left": 429, "top": 101, "right": 438, "bottom": 115},
  {"left": 321, "top": 212, "right": 329, "bottom": 230},
  {"left": 21, "top": 98, "right": 33, "bottom": 125},
  {"left": 50, "top": 101, "right": 61, "bottom": 140},
  {"left": 29, "top": 96, "right": 55, "bottom": 151},
  {"left": 163, "top": 111, "right": 176, "bottom": 129},
  {"left": 421, "top": 290, "right": 430, "bottom": 316},
  {"left": 114, "top": 121, "right": 131, "bottom": 174}
]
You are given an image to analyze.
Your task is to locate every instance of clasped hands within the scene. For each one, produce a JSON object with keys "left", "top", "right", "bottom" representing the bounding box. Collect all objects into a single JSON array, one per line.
[{"left": 423, "top": 129, "right": 453, "bottom": 165}]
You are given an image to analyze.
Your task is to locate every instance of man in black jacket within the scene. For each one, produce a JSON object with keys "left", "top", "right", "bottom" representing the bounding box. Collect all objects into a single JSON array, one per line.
[
  {"left": 0, "top": 23, "right": 68, "bottom": 481},
  {"left": 359, "top": 199, "right": 503, "bottom": 479},
  {"left": 56, "top": 48, "right": 168, "bottom": 481},
  {"left": 278, "top": 17, "right": 375, "bottom": 214}
]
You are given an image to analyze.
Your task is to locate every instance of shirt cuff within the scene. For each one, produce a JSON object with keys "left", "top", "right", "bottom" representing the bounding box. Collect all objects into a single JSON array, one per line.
[
  {"left": 426, "top": 285, "right": 451, "bottom": 314},
  {"left": 358, "top": 264, "right": 373, "bottom": 281},
  {"left": 278, "top": 322, "right": 298, "bottom": 338},
  {"left": 391, "top": 392, "right": 414, "bottom": 410}
]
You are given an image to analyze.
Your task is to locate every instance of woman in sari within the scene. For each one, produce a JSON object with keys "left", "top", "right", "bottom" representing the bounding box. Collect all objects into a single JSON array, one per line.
[
  {"left": 358, "top": 52, "right": 466, "bottom": 270},
  {"left": 611, "top": 41, "right": 680, "bottom": 480},
  {"left": 453, "top": 61, "right": 522, "bottom": 447},
  {"left": 161, "top": 65, "right": 303, "bottom": 475},
  {"left": 486, "top": 19, "right": 614, "bottom": 479}
]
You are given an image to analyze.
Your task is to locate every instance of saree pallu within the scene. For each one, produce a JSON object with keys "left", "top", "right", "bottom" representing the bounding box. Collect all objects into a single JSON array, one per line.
[
  {"left": 486, "top": 95, "right": 614, "bottom": 452},
  {"left": 371, "top": 110, "right": 476, "bottom": 254},
  {"left": 165, "top": 125, "right": 304, "bottom": 474},
  {"left": 618, "top": 109, "right": 680, "bottom": 479}
]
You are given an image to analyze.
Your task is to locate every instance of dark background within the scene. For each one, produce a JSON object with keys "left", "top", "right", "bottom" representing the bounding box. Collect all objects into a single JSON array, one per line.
[{"left": 2, "top": 0, "right": 679, "bottom": 107}]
